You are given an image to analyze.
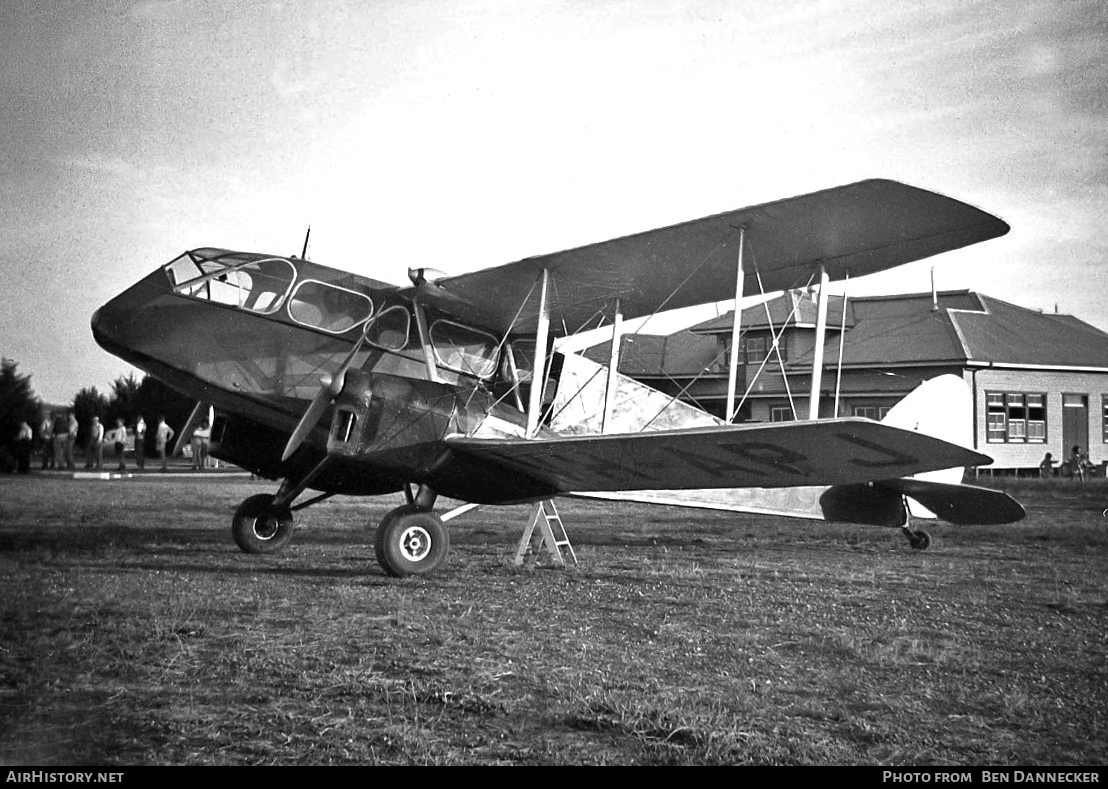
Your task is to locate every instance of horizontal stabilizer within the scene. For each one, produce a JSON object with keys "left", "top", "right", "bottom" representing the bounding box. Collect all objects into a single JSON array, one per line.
[
  {"left": 819, "top": 479, "right": 1025, "bottom": 526},
  {"left": 876, "top": 479, "right": 1025, "bottom": 525},
  {"left": 818, "top": 483, "right": 907, "bottom": 527}
]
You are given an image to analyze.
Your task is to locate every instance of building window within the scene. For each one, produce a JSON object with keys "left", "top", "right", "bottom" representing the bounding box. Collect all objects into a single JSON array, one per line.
[
  {"left": 852, "top": 406, "right": 891, "bottom": 421},
  {"left": 1103, "top": 395, "right": 1108, "bottom": 443},
  {"left": 744, "top": 336, "right": 767, "bottom": 364},
  {"left": 770, "top": 406, "right": 793, "bottom": 422},
  {"left": 986, "top": 391, "right": 1046, "bottom": 443}
]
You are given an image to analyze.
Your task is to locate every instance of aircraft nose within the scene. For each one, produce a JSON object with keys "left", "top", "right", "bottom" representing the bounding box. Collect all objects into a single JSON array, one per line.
[
  {"left": 90, "top": 270, "right": 166, "bottom": 357},
  {"left": 90, "top": 299, "right": 126, "bottom": 348}
]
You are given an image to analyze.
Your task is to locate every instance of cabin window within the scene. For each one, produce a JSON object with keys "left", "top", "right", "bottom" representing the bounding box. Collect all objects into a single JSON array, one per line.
[
  {"left": 986, "top": 391, "right": 1046, "bottom": 443},
  {"left": 165, "top": 252, "right": 295, "bottom": 315},
  {"left": 429, "top": 320, "right": 499, "bottom": 379},
  {"left": 287, "top": 280, "right": 373, "bottom": 334},
  {"left": 364, "top": 306, "right": 411, "bottom": 352}
]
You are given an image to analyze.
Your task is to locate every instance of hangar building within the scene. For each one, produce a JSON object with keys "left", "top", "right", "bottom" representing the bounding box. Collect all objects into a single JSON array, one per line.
[{"left": 585, "top": 290, "right": 1108, "bottom": 473}]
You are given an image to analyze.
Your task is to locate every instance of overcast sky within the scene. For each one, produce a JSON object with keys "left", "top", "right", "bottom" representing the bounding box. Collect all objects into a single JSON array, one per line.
[{"left": 2, "top": 0, "right": 1106, "bottom": 403}]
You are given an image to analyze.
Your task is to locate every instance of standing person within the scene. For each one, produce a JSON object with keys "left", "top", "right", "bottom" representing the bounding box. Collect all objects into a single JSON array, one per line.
[
  {"left": 65, "top": 412, "right": 78, "bottom": 470},
  {"left": 134, "top": 415, "right": 146, "bottom": 470},
  {"left": 192, "top": 419, "right": 211, "bottom": 470},
  {"left": 1067, "top": 445, "right": 1087, "bottom": 483},
  {"left": 52, "top": 413, "right": 68, "bottom": 470},
  {"left": 38, "top": 413, "right": 54, "bottom": 470},
  {"left": 84, "top": 416, "right": 104, "bottom": 470},
  {"left": 1038, "top": 452, "right": 1054, "bottom": 478},
  {"left": 15, "top": 422, "right": 33, "bottom": 474},
  {"left": 109, "top": 418, "right": 128, "bottom": 471},
  {"left": 155, "top": 416, "right": 175, "bottom": 472}
]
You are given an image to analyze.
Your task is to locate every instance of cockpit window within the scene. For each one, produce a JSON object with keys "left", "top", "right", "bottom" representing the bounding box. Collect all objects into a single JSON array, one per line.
[
  {"left": 287, "top": 280, "right": 374, "bottom": 334},
  {"left": 430, "top": 319, "right": 499, "bottom": 379},
  {"left": 364, "top": 305, "right": 411, "bottom": 351},
  {"left": 165, "top": 251, "right": 295, "bottom": 314}
]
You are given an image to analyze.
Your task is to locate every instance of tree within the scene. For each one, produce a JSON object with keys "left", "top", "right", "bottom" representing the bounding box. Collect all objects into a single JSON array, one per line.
[
  {"left": 135, "top": 376, "right": 193, "bottom": 430},
  {"left": 132, "top": 375, "right": 193, "bottom": 457},
  {"left": 67, "top": 372, "right": 193, "bottom": 459},
  {"left": 107, "top": 373, "right": 142, "bottom": 425},
  {"left": 71, "top": 386, "right": 109, "bottom": 447},
  {"left": 0, "top": 358, "right": 41, "bottom": 472}
]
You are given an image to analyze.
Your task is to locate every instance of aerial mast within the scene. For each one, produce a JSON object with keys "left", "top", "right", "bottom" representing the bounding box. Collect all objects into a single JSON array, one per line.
[{"left": 300, "top": 226, "right": 311, "bottom": 260}]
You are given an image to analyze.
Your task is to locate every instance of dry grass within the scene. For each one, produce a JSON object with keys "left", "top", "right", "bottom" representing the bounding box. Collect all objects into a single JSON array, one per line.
[{"left": 0, "top": 475, "right": 1105, "bottom": 765}]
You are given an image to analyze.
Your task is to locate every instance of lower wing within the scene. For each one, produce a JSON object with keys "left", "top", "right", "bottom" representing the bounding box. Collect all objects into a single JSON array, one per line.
[
  {"left": 569, "top": 479, "right": 1025, "bottom": 526},
  {"left": 447, "top": 418, "right": 991, "bottom": 493}
]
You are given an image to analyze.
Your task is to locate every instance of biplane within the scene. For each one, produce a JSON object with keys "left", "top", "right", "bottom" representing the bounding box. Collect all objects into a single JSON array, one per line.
[{"left": 91, "top": 179, "right": 1024, "bottom": 577}]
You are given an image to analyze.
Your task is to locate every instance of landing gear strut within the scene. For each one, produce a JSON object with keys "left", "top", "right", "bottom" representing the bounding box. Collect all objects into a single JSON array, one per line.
[{"left": 896, "top": 496, "right": 933, "bottom": 551}]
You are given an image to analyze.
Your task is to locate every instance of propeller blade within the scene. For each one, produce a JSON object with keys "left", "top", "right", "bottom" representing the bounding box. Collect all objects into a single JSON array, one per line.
[
  {"left": 280, "top": 331, "right": 370, "bottom": 462},
  {"left": 282, "top": 383, "right": 333, "bottom": 462}
]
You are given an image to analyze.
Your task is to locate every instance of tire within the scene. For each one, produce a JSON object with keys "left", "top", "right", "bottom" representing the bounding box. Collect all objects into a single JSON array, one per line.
[
  {"left": 374, "top": 505, "right": 414, "bottom": 570},
  {"left": 232, "top": 494, "right": 294, "bottom": 554},
  {"left": 910, "top": 529, "right": 932, "bottom": 551},
  {"left": 375, "top": 507, "right": 449, "bottom": 577}
]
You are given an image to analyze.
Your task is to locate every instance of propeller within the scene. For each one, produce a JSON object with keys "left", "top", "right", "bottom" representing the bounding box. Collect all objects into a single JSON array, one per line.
[{"left": 281, "top": 331, "right": 368, "bottom": 462}]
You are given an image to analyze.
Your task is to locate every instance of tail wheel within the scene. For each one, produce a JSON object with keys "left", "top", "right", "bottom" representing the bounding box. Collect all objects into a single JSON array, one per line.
[
  {"left": 375, "top": 506, "right": 450, "bottom": 577},
  {"left": 908, "top": 529, "right": 932, "bottom": 551},
  {"left": 232, "top": 494, "right": 294, "bottom": 554}
]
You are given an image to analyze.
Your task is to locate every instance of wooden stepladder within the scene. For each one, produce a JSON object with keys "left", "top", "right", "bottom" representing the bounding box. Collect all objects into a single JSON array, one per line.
[{"left": 514, "top": 499, "right": 577, "bottom": 567}]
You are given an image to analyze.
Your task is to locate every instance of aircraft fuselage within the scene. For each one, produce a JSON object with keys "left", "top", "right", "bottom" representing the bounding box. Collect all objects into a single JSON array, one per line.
[{"left": 92, "top": 248, "right": 537, "bottom": 499}]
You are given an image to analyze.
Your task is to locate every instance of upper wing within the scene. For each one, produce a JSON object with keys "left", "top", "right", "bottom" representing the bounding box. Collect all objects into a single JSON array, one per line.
[
  {"left": 446, "top": 418, "right": 992, "bottom": 493},
  {"left": 409, "top": 179, "right": 1009, "bottom": 336}
]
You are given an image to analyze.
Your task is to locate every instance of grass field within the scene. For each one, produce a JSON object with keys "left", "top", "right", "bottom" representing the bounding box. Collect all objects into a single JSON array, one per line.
[{"left": 0, "top": 473, "right": 1105, "bottom": 765}]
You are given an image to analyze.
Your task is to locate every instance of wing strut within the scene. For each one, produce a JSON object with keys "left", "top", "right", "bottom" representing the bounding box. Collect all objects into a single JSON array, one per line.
[
  {"left": 808, "top": 264, "right": 830, "bottom": 419},
  {"left": 833, "top": 272, "right": 851, "bottom": 416},
  {"left": 601, "top": 298, "right": 623, "bottom": 434},
  {"left": 525, "top": 268, "right": 551, "bottom": 438},
  {"left": 412, "top": 298, "right": 442, "bottom": 384},
  {"left": 725, "top": 226, "right": 746, "bottom": 423}
]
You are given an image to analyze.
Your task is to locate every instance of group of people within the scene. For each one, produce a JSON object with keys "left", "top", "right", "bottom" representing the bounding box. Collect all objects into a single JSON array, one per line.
[
  {"left": 13, "top": 411, "right": 79, "bottom": 473},
  {"left": 1039, "top": 446, "right": 1094, "bottom": 482},
  {"left": 21, "top": 414, "right": 180, "bottom": 473}
]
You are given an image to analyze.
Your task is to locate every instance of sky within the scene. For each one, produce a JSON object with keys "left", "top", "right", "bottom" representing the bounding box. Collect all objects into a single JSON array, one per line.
[{"left": 2, "top": 0, "right": 1106, "bottom": 403}]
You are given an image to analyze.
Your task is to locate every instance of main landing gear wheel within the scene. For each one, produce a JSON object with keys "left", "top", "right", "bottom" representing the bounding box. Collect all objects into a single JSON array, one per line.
[
  {"left": 232, "top": 493, "right": 294, "bottom": 554},
  {"left": 374, "top": 505, "right": 450, "bottom": 577},
  {"left": 907, "top": 529, "right": 932, "bottom": 551}
]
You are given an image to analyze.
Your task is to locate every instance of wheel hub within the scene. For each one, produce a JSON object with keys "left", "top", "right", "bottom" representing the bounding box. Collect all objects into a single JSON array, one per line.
[
  {"left": 399, "top": 525, "right": 432, "bottom": 562},
  {"left": 253, "top": 514, "right": 280, "bottom": 541}
]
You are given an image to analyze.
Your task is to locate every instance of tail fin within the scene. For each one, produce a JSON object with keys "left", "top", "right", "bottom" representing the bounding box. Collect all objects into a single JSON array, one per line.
[{"left": 879, "top": 374, "right": 972, "bottom": 487}]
